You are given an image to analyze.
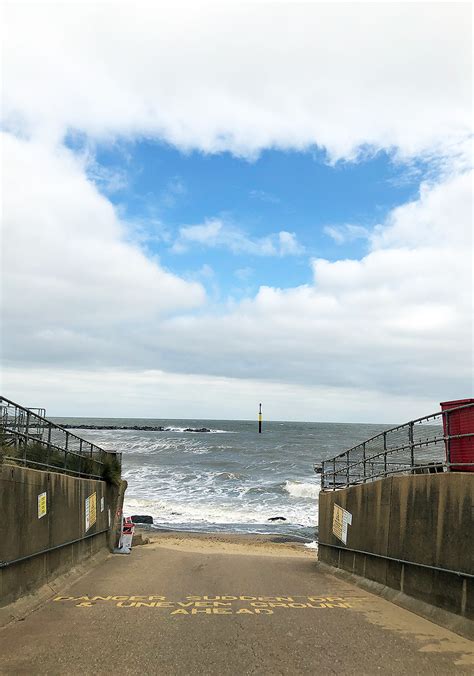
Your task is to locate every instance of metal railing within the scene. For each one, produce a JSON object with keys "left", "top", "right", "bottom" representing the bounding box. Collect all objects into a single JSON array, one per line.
[
  {"left": 0, "top": 396, "right": 121, "bottom": 480},
  {"left": 317, "top": 403, "right": 474, "bottom": 490}
]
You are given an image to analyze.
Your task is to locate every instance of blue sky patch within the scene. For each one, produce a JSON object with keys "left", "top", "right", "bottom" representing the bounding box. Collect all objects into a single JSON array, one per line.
[{"left": 77, "top": 138, "right": 429, "bottom": 298}]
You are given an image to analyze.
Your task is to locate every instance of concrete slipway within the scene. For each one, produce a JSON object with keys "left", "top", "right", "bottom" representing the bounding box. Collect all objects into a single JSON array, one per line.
[{"left": 0, "top": 533, "right": 473, "bottom": 675}]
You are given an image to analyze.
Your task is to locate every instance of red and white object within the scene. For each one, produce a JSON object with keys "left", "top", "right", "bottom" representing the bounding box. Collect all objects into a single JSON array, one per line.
[{"left": 119, "top": 516, "right": 135, "bottom": 551}]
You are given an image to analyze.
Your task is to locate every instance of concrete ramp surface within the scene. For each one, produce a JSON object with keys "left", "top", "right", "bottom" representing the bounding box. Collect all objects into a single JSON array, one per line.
[{"left": 1, "top": 534, "right": 473, "bottom": 675}]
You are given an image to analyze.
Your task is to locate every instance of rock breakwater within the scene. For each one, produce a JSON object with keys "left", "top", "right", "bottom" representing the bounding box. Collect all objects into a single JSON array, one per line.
[{"left": 61, "top": 424, "right": 212, "bottom": 433}]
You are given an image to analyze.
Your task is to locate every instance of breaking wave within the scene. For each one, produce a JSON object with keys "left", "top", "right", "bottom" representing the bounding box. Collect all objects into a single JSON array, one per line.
[
  {"left": 123, "top": 496, "right": 315, "bottom": 530},
  {"left": 284, "top": 480, "right": 320, "bottom": 500},
  {"left": 162, "top": 427, "right": 231, "bottom": 434}
]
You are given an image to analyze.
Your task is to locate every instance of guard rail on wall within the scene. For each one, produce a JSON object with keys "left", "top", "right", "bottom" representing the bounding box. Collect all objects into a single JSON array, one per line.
[
  {"left": 317, "top": 401, "right": 474, "bottom": 491},
  {"left": 0, "top": 396, "right": 121, "bottom": 480}
]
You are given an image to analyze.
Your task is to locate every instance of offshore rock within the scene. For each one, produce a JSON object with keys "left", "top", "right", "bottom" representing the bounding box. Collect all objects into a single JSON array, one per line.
[{"left": 130, "top": 515, "right": 154, "bottom": 524}]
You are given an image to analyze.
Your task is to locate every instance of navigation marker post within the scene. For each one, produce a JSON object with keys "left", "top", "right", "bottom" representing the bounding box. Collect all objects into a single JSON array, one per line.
[{"left": 258, "top": 403, "right": 262, "bottom": 434}]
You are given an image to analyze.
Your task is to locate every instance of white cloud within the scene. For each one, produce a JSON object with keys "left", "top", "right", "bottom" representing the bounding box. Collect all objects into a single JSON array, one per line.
[
  {"left": 197, "top": 264, "right": 215, "bottom": 280},
  {"left": 1, "top": 132, "right": 205, "bottom": 359},
  {"left": 86, "top": 159, "right": 128, "bottom": 194},
  {"left": 370, "top": 175, "right": 472, "bottom": 250},
  {"left": 161, "top": 176, "right": 187, "bottom": 208},
  {"left": 173, "top": 218, "right": 304, "bottom": 257},
  {"left": 249, "top": 190, "right": 280, "bottom": 204},
  {"left": 324, "top": 224, "right": 370, "bottom": 245},
  {"left": 278, "top": 231, "right": 304, "bottom": 256},
  {"left": 235, "top": 268, "right": 254, "bottom": 282},
  {"left": 2, "top": 3, "right": 471, "bottom": 164},
  {"left": 173, "top": 219, "right": 223, "bottom": 251}
]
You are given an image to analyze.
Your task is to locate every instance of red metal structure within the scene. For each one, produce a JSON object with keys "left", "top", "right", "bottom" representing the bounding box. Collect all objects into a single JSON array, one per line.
[{"left": 441, "top": 398, "right": 474, "bottom": 472}]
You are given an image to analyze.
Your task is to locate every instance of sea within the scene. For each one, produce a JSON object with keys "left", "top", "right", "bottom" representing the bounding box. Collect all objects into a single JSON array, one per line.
[{"left": 53, "top": 418, "right": 391, "bottom": 543}]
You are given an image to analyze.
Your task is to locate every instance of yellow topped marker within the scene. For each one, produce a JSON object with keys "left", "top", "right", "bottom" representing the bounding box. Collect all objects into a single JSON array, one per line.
[{"left": 258, "top": 403, "right": 262, "bottom": 434}]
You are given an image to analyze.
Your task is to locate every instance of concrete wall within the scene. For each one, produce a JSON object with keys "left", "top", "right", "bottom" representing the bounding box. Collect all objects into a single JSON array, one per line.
[
  {"left": 0, "top": 465, "right": 124, "bottom": 606},
  {"left": 318, "top": 473, "right": 473, "bottom": 620}
]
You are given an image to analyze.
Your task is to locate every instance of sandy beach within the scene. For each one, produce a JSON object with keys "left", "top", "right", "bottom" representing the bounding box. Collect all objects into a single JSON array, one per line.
[{"left": 135, "top": 528, "right": 316, "bottom": 558}]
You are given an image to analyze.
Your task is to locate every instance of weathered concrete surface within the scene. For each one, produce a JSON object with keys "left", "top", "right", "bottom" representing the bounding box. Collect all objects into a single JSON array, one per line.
[
  {"left": 0, "top": 548, "right": 111, "bottom": 631},
  {"left": 318, "top": 473, "right": 474, "bottom": 621},
  {"left": 0, "top": 466, "right": 124, "bottom": 606},
  {"left": 0, "top": 534, "right": 473, "bottom": 675}
]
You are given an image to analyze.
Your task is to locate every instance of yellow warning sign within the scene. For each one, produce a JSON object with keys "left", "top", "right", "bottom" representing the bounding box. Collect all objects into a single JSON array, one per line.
[
  {"left": 38, "top": 492, "right": 47, "bottom": 519},
  {"left": 85, "top": 492, "right": 97, "bottom": 531},
  {"left": 332, "top": 503, "right": 352, "bottom": 544}
]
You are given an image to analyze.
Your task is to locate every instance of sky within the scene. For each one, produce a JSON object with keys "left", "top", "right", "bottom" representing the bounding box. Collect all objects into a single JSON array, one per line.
[{"left": 1, "top": 1, "right": 472, "bottom": 422}]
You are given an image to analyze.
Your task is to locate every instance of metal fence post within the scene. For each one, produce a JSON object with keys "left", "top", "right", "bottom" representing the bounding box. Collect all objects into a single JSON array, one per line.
[
  {"left": 25, "top": 410, "right": 30, "bottom": 443},
  {"left": 409, "top": 421, "right": 415, "bottom": 471},
  {"left": 24, "top": 411, "right": 31, "bottom": 465},
  {"left": 362, "top": 442, "right": 366, "bottom": 482},
  {"left": 383, "top": 431, "right": 387, "bottom": 475},
  {"left": 333, "top": 457, "right": 336, "bottom": 491}
]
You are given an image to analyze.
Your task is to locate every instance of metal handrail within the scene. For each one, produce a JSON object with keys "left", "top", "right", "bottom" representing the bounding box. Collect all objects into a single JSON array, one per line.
[
  {"left": 0, "top": 527, "right": 109, "bottom": 568},
  {"left": 0, "top": 395, "right": 121, "bottom": 480},
  {"left": 0, "top": 395, "right": 107, "bottom": 452},
  {"left": 317, "top": 541, "right": 474, "bottom": 579},
  {"left": 317, "top": 403, "right": 474, "bottom": 490}
]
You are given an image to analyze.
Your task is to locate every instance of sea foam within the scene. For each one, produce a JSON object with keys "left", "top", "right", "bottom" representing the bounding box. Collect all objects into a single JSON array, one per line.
[{"left": 284, "top": 480, "right": 320, "bottom": 499}]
